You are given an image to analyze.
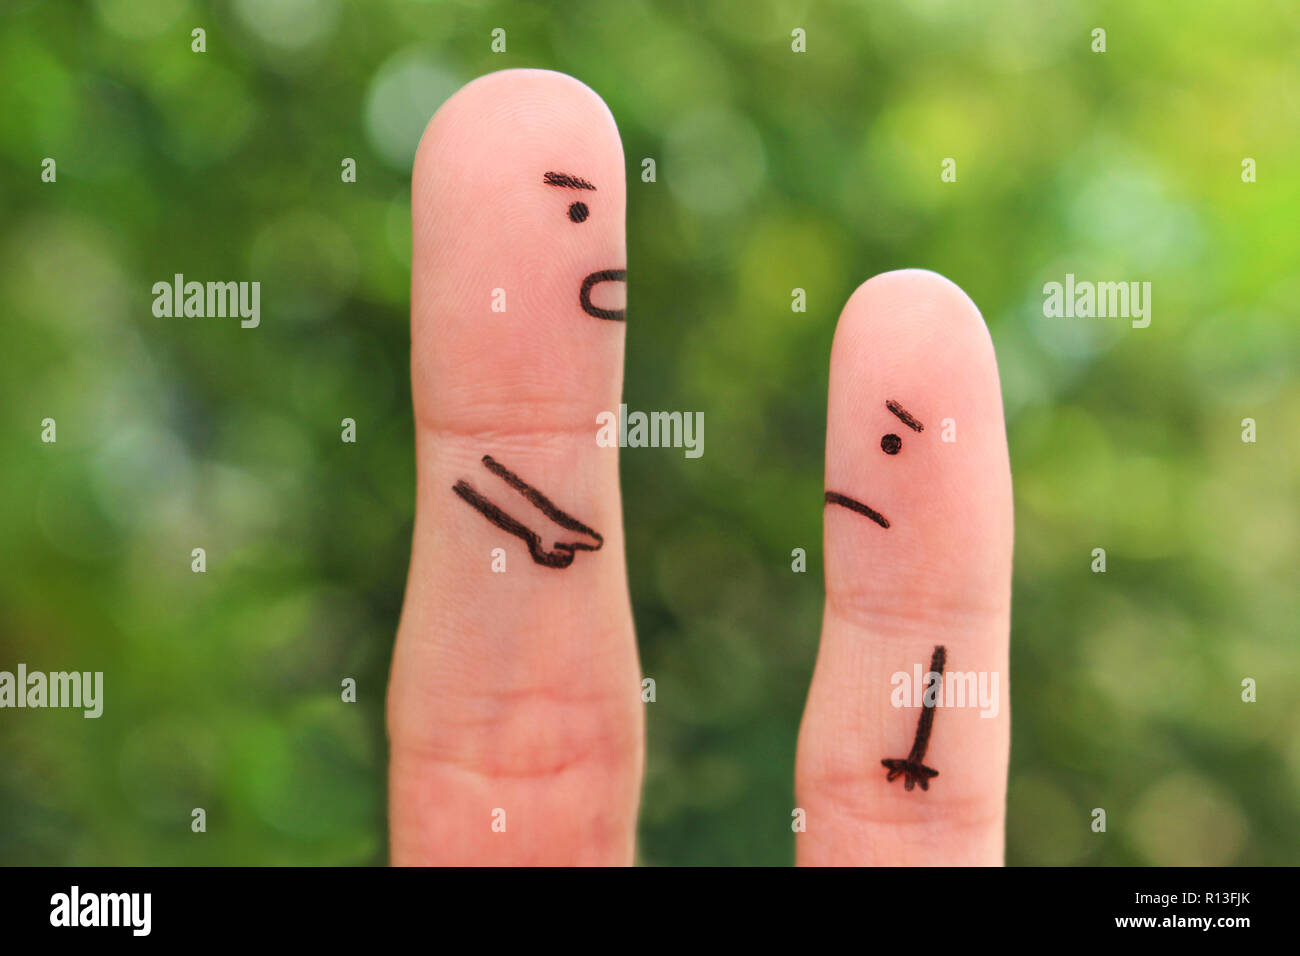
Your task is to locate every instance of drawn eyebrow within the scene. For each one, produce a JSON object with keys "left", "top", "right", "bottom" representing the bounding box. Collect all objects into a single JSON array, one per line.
[
  {"left": 886, "top": 399, "right": 924, "bottom": 432},
  {"left": 543, "top": 171, "right": 596, "bottom": 191}
]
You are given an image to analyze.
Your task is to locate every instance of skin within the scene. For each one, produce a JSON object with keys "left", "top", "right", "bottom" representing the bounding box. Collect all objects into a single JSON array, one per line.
[{"left": 388, "top": 69, "right": 1013, "bottom": 866}]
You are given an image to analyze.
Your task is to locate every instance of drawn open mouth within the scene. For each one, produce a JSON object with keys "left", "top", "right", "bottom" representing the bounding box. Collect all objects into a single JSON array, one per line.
[
  {"left": 825, "top": 491, "right": 889, "bottom": 529},
  {"left": 579, "top": 268, "right": 626, "bottom": 321}
]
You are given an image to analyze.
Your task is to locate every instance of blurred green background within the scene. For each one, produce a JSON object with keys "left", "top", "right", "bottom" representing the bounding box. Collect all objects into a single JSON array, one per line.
[{"left": 1, "top": 0, "right": 1297, "bottom": 866}]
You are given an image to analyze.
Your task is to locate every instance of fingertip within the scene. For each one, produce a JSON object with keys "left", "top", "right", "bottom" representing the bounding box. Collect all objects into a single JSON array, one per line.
[
  {"left": 393, "top": 69, "right": 641, "bottom": 865},
  {"left": 414, "top": 68, "right": 623, "bottom": 189},
  {"left": 824, "top": 269, "right": 1011, "bottom": 608},
  {"left": 800, "top": 271, "right": 1013, "bottom": 864},
  {"left": 410, "top": 68, "right": 628, "bottom": 434},
  {"left": 831, "top": 269, "right": 996, "bottom": 386}
]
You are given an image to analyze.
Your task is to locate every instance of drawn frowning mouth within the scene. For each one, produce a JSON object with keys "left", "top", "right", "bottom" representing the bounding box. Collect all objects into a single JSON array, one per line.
[
  {"left": 580, "top": 268, "right": 626, "bottom": 321},
  {"left": 825, "top": 491, "right": 889, "bottom": 529}
]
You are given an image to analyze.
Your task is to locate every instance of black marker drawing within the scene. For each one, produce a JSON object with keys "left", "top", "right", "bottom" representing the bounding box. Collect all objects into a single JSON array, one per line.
[
  {"left": 579, "top": 268, "right": 626, "bottom": 321},
  {"left": 543, "top": 171, "right": 596, "bottom": 191},
  {"left": 824, "top": 399, "right": 928, "bottom": 528},
  {"left": 824, "top": 491, "right": 889, "bottom": 529},
  {"left": 543, "top": 171, "right": 627, "bottom": 321},
  {"left": 880, "top": 400, "right": 922, "bottom": 454},
  {"left": 546, "top": 171, "right": 595, "bottom": 224},
  {"left": 882, "top": 645, "right": 946, "bottom": 792},
  {"left": 886, "top": 399, "right": 924, "bottom": 433},
  {"left": 452, "top": 455, "right": 603, "bottom": 569}
]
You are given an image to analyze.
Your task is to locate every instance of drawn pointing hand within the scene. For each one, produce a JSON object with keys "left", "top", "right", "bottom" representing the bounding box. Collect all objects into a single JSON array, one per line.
[{"left": 387, "top": 70, "right": 1013, "bottom": 866}]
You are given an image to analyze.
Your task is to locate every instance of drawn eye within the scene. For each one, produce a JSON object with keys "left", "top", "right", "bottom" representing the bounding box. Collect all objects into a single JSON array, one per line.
[
  {"left": 881, "top": 433, "right": 902, "bottom": 455},
  {"left": 568, "top": 201, "right": 589, "bottom": 223}
]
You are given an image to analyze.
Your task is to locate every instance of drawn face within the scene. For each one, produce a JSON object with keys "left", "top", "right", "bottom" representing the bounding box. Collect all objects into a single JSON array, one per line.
[
  {"left": 544, "top": 171, "right": 627, "bottom": 321},
  {"left": 824, "top": 399, "right": 925, "bottom": 529}
]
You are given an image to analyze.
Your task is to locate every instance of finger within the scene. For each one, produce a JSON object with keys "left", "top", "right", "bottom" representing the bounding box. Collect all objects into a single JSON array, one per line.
[
  {"left": 796, "top": 269, "right": 1013, "bottom": 866},
  {"left": 387, "top": 69, "right": 641, "bottom": 866}
]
